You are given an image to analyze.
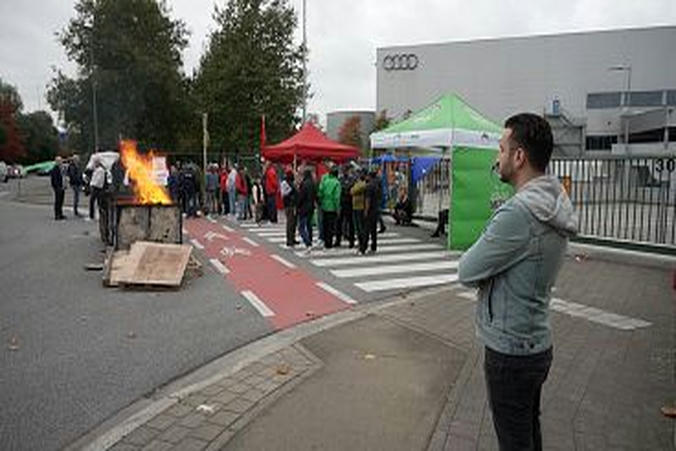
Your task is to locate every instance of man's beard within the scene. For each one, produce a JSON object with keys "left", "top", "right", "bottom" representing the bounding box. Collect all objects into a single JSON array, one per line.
[{"left": 498, "top": 161, "right": 513, "bottom": 184}]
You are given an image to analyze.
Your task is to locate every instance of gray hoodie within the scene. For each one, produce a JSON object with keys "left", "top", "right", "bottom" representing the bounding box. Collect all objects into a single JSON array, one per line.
[{"left": 458, "top": 175, "right": 578, "bottom": 355}]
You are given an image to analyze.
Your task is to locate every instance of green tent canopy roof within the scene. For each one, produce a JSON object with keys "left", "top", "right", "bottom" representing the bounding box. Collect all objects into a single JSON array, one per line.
[{"left": 370, "top": 92, "right": 502, "bottom": 150}]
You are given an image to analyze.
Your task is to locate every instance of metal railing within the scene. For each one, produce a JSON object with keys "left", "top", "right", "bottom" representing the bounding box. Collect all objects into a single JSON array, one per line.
[{"left": 550, "top": 155, "right": 676, "bottom": 248}]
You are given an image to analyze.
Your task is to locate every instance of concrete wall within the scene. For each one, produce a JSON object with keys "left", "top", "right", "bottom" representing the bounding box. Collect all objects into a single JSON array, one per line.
[{"left": 376, "top": 26, "right": 676, "bottom": 136}]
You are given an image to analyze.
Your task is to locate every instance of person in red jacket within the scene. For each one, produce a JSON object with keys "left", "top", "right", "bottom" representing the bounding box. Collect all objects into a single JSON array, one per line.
[
  {"left": 219, "top": 166, "right": 229, "bottom": 215},
  {"left": 235, "top": 166, "right": 249, "bottom": 220},
  {"left": 263, "top": 160, "right": 279, "bottom": 223}
]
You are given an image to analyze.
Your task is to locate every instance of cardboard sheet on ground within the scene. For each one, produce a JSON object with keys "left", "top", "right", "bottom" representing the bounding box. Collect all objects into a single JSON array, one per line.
[{"left": 105, "top": 241, "right": 192, "bottom": 287}]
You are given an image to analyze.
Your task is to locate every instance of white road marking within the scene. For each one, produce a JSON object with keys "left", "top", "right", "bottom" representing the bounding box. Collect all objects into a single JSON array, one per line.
[
  {"left": 254, "top": 231, "right": 287, "bottom": 237},
  {"left": 355, "top": 274, "right": 459, "bottom": 292},
  {"left": 209, "top": 258, "right": 229, "bottom": 274},
  {"left": 311, "top": 251, "right": 453, "bottom": 267},
  {"left": 316, "top": 282, "right": 357, "bottom": 304},
  {"left": 182, "top": 228, "right": 188, "bottom": 235},
  {"left": 550, "top": 298, "right": 651, "bottom": 330},
  {"left": 207, "top": 217, "right": 217, "bottom": 223},
  {"left": 241, "top": 290, "right": 275, "bottom": 317},
  {"left": 190, "top": 239, "right": 204, "bottom": 250},
  {"left": 331, "top": 260, "right": 459, "bottom": 278},
  {"left": 222, "top": 224, "right": 234, "bottom": 232},
  {"left": 266, "top": 237, "right": 293, "bottom": 243},
  {"left": 377, "top": 238, "right": 421, "bottom": 245},
  {"left": 271, "top": 254, "right": 296, "bottom": 269},
  {"left": 242, "top": 237, "right": 259, "bottom": 247},
  {"left": 295, "top": 243, "right": 444, "bottom": 258},
  {"left": 240, "top": 223, "right": 286, "bottom": 229}
]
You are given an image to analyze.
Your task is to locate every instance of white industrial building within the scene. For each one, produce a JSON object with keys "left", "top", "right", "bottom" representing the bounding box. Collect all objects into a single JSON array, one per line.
[{"left": 376, "top": 26, "right": 676, "bottom": 155}]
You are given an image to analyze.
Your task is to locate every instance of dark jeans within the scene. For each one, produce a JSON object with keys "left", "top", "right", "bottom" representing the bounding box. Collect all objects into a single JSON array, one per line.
[
  {"left": 353, "top": 209, "right": 365, "bottom": 251},
  {"left": 336, "top": 205, "right": 354, "bottom": 247},
  {"left": 298, "top": 213, "right": 313, "bottom": 247},
  {"left": 54, "top": 189, "right": 65, "bottom": 219},
  {"left": 71, "top": 187, "right": 80, "bottom": 216},
  {"left": 362, "top": 213, "right": 377, "bottom": 253},
  {"left": 285, "top": 206, "right": 297, "bottom": 246},
  {"left": 266, "top": 195, "right": 278, "bottom": 223},
  {"left": 322, "top": 210, "right": 337, "bottom": 248},
  {"left": 89, "top": 187, "right": 102, "bottom": 220},
  {"left": 484, "top": 346, "right": 552, "bottom": 451}
]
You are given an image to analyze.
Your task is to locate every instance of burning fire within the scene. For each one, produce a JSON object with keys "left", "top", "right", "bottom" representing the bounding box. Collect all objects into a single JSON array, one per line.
[{"left": 119, "top": 140, "right": 172, "bottom": 205}]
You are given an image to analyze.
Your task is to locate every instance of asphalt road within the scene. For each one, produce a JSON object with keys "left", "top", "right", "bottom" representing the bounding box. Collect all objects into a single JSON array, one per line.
[{"left": 0, "top": 189, "right": 272, "bottom": 450}]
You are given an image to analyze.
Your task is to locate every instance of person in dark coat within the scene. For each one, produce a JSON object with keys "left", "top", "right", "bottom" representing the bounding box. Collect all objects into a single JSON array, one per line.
[
  {"left": 67, "top": 155, "right": 83, "bottom": 217},
  {"left": 296, "top": 168, "right": 316, "bottom": 249},
  {"left": 50, "top": 156, "right": 66, "bottom": 220},
  {"left": 362, "top": 168, "right": 382, "bottom": 254},
  {"left": 336, "top": 165, "right": 355, "bottom": 248}
]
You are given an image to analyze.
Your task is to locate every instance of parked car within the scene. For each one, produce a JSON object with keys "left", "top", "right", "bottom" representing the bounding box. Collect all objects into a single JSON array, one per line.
[
  {"left": 7, "top": 164, "right": 26, "bottom": 179},
  {"left": 0, "top": 161, "right": 7, "bottom": 183}
]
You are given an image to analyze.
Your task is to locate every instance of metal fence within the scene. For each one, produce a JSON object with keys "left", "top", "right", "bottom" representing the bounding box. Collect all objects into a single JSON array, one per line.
[
  {"left": 401, "top": 154, "right": 675, "bottom": 249},
  {"left": 549, "top": 155, "right": 676, "bottom": 248}
]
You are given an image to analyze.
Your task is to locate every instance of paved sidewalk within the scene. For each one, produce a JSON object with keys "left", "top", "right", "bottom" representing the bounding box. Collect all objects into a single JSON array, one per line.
[{"left": 97, "top": 252, "right": 674, "bottom": 451}]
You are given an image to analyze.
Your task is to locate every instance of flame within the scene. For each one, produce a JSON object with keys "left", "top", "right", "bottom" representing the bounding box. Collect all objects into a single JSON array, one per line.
[{"left": 119, "top": 140, "right": 172, "bottom": 205}]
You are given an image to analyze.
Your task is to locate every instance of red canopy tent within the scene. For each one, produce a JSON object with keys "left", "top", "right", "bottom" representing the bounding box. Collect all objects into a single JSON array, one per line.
[{"left": 261, "top": 122, "right": 360, "bottom": 164}]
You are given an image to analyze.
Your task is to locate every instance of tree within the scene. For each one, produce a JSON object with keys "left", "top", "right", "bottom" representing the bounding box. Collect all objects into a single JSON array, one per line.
[
  {"left": 372, "top": 109, "right": 391, "bottom": 132},
  {"left": 16, "top": 111, "right": 60, "bottom": 164},
  {"left": 0, "top": 78, "right": 26, "bottom": 162},
  {"left": 48, "top": 0, "right": 191, "bottom": 155},
  {"left": 195, "top": 0, "right": 305, "bottom": 155},
  {"left": 338, "top": 115, "right": 362, "bottom": 150}
]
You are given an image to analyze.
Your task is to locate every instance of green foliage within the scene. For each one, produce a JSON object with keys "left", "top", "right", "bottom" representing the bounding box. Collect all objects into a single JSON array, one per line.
[
  {"left": 338, "top": 115, "right": 362, "bottom": 151},
  {"left": 0, "top": 78, "right": 26, "bottom": 162},
  {"left": 195, "top": 0, "right": 305, "bottom": 156},
  {"left": 16, "top": 111, "right": 60, "bottom": 164},
  {"left": 372, "top": 109, "right": 391, "bottom": 132},
  {"left": 48, "top": 0, "right": 191, "bottom": 154}
]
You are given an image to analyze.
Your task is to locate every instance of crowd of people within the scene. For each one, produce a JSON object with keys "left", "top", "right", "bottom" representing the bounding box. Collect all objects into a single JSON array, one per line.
[{"left": 48, "top": 152, "right": 413, "bottom": 255}]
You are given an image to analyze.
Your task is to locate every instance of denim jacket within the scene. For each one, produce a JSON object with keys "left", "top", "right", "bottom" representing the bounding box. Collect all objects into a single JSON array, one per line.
[{"left": 458, "top": 175, "right": 578, "bottom": 355}]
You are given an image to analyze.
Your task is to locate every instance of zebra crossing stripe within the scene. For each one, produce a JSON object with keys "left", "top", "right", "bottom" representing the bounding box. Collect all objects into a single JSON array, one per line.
[
  {"left": 254, "top": 231, "right": 287, "bottom": 237},
  {"left": 295, "top": 243, "right": 444, "bottom": 258},
  {"left": 209, "top": 258, "right": 229, "bottom": 274},
  {"left": 311, "top": 251, "right": 452, "bottom": 267},
  {"left": 271, "top": 254, "right": 296, "bottom": 269},
  {"left": 222, "top": 224, "right": 234, "bottom": 232},
  {"left": 355, "top": 274, "right": 459, "bottom": 292},
  {"left": 241, "top": 290, "right": 275, "bottom": 317},
  {"left": 331, "top": 260, "right": 459, "bottom": 278},
  {"left": 316, "top": 282, "right": 357, "bottom": 304},
  {"left": 376, "top": 238, "right": 420, "bottom": 245},
  {"left": 550, "top": 298, "right": 651, "bottom": 330},
  {"left": 240, "top": 222, "right": 286, "bottom": 229}
]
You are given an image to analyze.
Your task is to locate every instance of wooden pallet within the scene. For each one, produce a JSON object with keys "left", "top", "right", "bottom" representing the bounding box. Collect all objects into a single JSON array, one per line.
[{"left": 104, "top": 241, "right": 192, "bottom": 289}]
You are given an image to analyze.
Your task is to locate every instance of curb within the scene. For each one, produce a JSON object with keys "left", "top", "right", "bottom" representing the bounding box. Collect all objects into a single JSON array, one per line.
[{"left": 70, "top": 285, "right": 458, "bottom": 450}]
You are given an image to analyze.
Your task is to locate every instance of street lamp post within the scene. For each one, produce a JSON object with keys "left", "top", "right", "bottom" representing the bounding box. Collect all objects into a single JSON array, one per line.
[{"left": 608, "top": 64, "right": 632, "bottom": 152}]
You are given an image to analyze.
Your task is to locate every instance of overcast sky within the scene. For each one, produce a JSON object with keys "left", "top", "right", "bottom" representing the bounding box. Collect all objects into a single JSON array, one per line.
[{"left": 1, "top": 0, "right": 675, "bottom": 126}]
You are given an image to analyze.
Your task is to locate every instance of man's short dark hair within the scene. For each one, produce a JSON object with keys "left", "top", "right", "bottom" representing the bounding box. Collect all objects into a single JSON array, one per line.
[{"left": 504, "top": 113, "right": 553, "bottom": 172}]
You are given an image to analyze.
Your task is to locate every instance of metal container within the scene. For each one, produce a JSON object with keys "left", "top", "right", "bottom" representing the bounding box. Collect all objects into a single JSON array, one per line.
[{"left": 110, "top": 195, "right": 183, "bottom": 250}]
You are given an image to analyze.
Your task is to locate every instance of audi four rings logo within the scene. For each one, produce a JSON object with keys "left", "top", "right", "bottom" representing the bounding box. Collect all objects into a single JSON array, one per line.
[{"left": 383, "top": 54, "right": 419, "bottom": 71}]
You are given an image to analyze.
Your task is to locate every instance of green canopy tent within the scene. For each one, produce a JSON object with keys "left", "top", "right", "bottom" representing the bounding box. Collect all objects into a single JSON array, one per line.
[{"left": 370, "top": 92, "right": 512, "bottom": 250}]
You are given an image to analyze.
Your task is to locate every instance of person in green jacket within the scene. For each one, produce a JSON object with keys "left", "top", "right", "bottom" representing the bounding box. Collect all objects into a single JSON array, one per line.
[{"left": 317, "top": 166, "right": 341, "bottom": 248}]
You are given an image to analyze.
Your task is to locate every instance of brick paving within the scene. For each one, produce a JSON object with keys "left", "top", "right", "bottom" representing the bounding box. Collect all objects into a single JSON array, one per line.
[
  {"left": 104, "top": 256, "right": 674, "bottom": 451},
  {"left": 110, "top": 345, "right": 321, "bottom": 451}
]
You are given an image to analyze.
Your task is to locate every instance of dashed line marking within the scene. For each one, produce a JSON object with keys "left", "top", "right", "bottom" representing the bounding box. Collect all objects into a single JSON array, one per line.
[
  {"left": 222, "top": 224, "right": 234, "bottom": 232},
  {"left": 190, "top": 239, "right": 204, "bottom": 250},
  {"left": 241, "top": 290, "right": 275, "bottom": 317},
  {"left": 209, "top": 258, "right": 229, "bottom": 274},
  {"left": 242, "top": 237, "right": 259, "bottom": 247},
  {"left": 316, "top": 282, "right": 357, "bottom": 305},
  {"left": 271, "top": 254, "right": 296, "bottom": 269}
]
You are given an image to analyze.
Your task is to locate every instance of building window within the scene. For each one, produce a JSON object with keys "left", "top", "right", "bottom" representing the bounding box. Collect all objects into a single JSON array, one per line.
[
  {"left": 627, "top": 90, "right": 663, "bottom": 107},
  {"left": 586, "top": 92, "right": 621, "bottom": 109},
  {"left": 667, "top": 91, "right": 676, "bottom": 106},
  {"left": 586, "top": 135, "right": 617, "bottom": 151}
]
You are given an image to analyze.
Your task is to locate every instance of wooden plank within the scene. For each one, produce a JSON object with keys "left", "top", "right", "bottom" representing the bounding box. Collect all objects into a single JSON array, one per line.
[
  {"left": 119, "top": 241, "right": 192, "bottom": 287},
  {"left": 107, "top": 250, "right": 134, "bottom": 287}
]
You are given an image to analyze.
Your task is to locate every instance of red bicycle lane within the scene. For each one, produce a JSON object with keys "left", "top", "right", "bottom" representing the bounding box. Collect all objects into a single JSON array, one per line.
[{"left": 184, "top": 218, "right": 352, "bottom": 330}]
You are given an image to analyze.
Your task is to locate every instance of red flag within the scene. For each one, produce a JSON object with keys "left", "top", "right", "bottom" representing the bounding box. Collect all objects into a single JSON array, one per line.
[{"left": 260, "top": 115, "right": 267, "bottom": 149}]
